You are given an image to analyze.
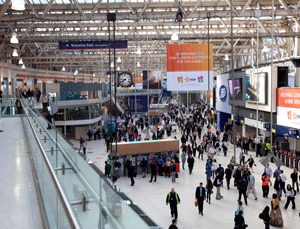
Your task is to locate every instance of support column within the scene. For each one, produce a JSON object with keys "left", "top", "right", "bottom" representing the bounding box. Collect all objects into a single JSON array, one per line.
[
  {"left": 294, "top": 21, "right": 300, "bottom": 87},
  {"left": 242, "top": 123, "right": 246, "bottom": 137}
]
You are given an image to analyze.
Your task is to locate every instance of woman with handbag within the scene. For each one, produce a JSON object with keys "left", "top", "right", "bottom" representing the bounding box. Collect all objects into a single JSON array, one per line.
[{"left": 269, "top": 193, "right": 283, "bottom": 227}]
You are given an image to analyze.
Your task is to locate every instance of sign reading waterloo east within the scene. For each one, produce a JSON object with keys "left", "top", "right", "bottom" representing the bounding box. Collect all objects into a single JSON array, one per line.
[
  {"left": 277, "top": 88, "right": 300, "bottom": 129},
  {"left": 166, "top": 44, "right": 213, "bottom": 91},
  {"left": 59, "top": 40, "right": 128, "bottom": 50}
]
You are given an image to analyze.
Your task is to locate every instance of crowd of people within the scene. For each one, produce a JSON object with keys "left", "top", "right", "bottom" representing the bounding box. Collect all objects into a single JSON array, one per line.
[{"left": 96, "top": 102, "right": 300, "bottom": 229}]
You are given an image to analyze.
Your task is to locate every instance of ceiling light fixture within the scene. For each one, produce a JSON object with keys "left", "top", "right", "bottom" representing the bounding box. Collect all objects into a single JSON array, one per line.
[
  {"left": 117, "top": 56, "right": 122, "bottom": 63},
  {"left": 61, "top": 66, "right": 66, "bottom": 71},
  {"left": 137, "top": 62, "right": 141, "bottom": 67},
  {"left": 171, "top": 32, "right": 179, "bottom": 41},
  {"left": 136, "top": 48, "right": 142, "bottom": 55},
  {"left": 110, "top": 62, "right": 114, "bottom": 68},
  {"left": 11, "top": 0, "right": 26, "bottom": 11},
  {"left": 18, "top": 58, "right": 23, "bottom": 65},
  {"left": 74, "top": 69, "right": 78, "bottom": 75},
  {"left": 21, "top": 64, "right": 26, "bottom": 69},
  {"left": 10, "top": 32, "right": 19, "bottom": 44},
  {"left": 117, "top": 66, "right": 120, "bottom": 71},
  {"left": 225, "top": 54, "right": 229, "bottom": 61},
  {"left": 12, "top": 48, "right": 18, "bottom": 57}
]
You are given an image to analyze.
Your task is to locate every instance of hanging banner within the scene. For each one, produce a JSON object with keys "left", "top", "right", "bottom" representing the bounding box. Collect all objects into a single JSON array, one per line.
[
  {"left": 167, "top": 71, "right": 212, "bottom": 91},
  {"left": 166, "top": 44, "right": 213, "bottom": 91},
  {"left": 277, "top": 88, "right": 300, "bottom": 129},
  {"left": 216, "top": 74, "right": 232, "bottom": 114}
]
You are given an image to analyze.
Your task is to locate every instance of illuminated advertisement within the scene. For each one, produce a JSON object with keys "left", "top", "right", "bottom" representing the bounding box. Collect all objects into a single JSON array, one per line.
[
  {"left": 166, "top": 44, "right": 213, "bottom": 91},
  {"left": 216, "top": 74, "right": 232, "bottom": 114},
  {"left": 277, "top": 88, "right": 300, "bottom": 129},
  {"left": 245, "top": 72, "right": 268, "bottom": 104}
]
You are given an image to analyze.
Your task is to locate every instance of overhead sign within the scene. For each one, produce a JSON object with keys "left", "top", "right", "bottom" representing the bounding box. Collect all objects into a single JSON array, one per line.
[
  {"left": 277, "top": 88, "right": 300, "bottom": 129},
  {"left": 166, "top": 44, "right": 213, "bottom": 91},
  {"left": 59, "top": 40, "right": 128, "bottom": 50},
  {"left": 216, "top": 74, "right": 232, "bottom": 114}
]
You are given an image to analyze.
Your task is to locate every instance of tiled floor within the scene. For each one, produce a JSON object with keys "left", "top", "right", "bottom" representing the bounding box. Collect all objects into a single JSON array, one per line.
[
  {"left": 75, "top": 124, "right": 300, "bottom": 229},
  {"left": 0, "top": 117, "right": 44, "bottom": 229}
]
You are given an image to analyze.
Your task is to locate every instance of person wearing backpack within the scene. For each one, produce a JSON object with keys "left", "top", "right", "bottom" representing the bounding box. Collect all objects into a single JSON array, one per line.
[{"left": 284, "top": 184, "right": 296, "bottom": 210}]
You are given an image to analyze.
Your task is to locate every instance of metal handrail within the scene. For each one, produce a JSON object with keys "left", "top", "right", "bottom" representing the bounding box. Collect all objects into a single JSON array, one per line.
[
  {"left": 24, "top": 101, "right": 124, "bottom": 229},
  {"left": 22, "top": 100, "right": 81, "bottom": 229},
  {"left": 22, "top": 98, "right": 160, "bottom": 229}
]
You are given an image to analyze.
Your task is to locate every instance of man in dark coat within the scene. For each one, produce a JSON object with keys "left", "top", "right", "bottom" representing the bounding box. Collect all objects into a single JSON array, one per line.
[
  {"left": 166, "top": 188, "right": 180, "bottom": 219},
  {"left": 128, "top": 164, "right": 135, "bottom": 186},
  {"left": 187, "top": 154, "right": 195, "bottom": 175},
  {"left": 238, "top": 176, "right": 248, "bottom": 205},
  {"left": 195, "top": 182, "right": 206, "bottom": 215},
  {"left": 149, "top": 159, "right": 157, "bottom": 182}
]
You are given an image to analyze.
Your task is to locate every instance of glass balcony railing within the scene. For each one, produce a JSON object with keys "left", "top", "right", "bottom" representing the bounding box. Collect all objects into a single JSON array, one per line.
[{"left": 17, "top": 98, "right": 159, "bottom": 229}]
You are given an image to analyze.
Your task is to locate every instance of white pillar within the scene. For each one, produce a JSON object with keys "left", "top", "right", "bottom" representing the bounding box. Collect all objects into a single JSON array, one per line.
[{"left": 242, "top": 124, "right": 246, "bottom": 137}]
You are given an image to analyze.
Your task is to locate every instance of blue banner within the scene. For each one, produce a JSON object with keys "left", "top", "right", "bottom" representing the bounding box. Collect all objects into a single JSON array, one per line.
[{"left": 59, "top": 40, "right": 128, "bottom": 50}]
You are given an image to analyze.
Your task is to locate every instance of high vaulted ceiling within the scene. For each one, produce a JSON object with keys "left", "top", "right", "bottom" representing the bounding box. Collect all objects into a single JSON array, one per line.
[{"left": 0, "top": 0, "right": 300, "bottom": 78}]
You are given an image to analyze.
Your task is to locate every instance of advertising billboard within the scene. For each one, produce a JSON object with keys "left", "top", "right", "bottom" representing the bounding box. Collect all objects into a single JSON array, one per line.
[
  {"left": 277, "top": 88, "right": 300, "bottom": 129},
  {"left": 228, "top": 78, "right": 243, "bottom": 100},
  {"left": 166, "top": 44, "right": 213, "bottom": 91},
  {"left": 216, "top": 74, "right": 232, "bottom": 114},
  {"left": 245, "top": 72, "right": 268, "bottom": 104},
  {"left": 135, "top": 72, "right": 143, "bottom": 90},
  {"left": 127, "top": 95, "right": 148, "bottom": 113}
]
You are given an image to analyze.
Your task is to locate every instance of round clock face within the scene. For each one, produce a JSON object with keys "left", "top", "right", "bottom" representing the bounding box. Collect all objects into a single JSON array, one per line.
[{"left": 118, "top": 72, "right": 132, "bottom": 87}]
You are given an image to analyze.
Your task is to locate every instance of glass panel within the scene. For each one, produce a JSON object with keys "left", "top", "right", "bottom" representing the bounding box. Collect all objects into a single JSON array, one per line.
[{"left": 19, "top": 98, "right": 159, "bottom": 229}]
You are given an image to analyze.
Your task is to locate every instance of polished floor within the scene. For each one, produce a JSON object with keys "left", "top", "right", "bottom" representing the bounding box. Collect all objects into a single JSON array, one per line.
[
  {"left": 0, "top": 117, "right": 43, "bottom": 229},
  {"left": 76, "top": 124, "right": 300, "bottom": 229}
]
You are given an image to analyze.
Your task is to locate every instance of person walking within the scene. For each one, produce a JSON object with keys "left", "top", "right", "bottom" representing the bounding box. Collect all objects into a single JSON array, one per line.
[
  {"left": 206, "top": 179, "right": 213, "bottom": 204},
  {"left": 212, "top": 159, "right": 218, "bottom": 179},
  {"left": 284, "top": 184, "right": 296, "bottom": 210},
  {"left": 290, "top": 169, "right": 299, "bottom": 193},
  {"left": 166, "top": 188, "right": 181, "bottom": 219},
  {"left": 205, "top": 159, "right": 212, "bottom": 181},
  {"left": 149, "top": 159, "right": 157, "bottom": 182},
  {"left": 168, "top": 219, "right": 178, "bottom": 229},
  {"left": 170, "top": 160, "right": 177, "bottom": 183},
  {"left": 195, "top": 182, "right": 206, "bottom": 215},
  {"left": 259, "top": 206, "right": 271, "bottom": 229},
  {"left": 128, "top": 164, "right": 136, "bottom": 186},
  {"left": 104, "top": 161, "right": 111, "bottom": 178},
  {"left": 237, "top": 176, "right": 248, "bottom": 205},
  {"left": 114, "top": 159, "right": 121, "bottom": 179},
  {"left": 280, "top": 170, "right": 287, "bottom": 194},
  {"left": 262, "top": 172, "right": 270, "bottom": 198},
  {"left": 225, "top": 164, "right": 233, "bottom": 190},
  {"left": 181, "top": 151, "right": 186, "bottom": 170},
  {"left": 187, "top": 154, "right": 195, "bottom": 175},
  {"left": 274, "top": 176, "right": 283, "bottom": 199},
  {"left": 213, "top": 175, "right": 223, "bottom": 200},
  {"left": 264, "top": 164, "right": 273, "bottom": 186},
  {"left": 270, "top": 193, "right": 283, "bottom": 227},
  {"left": 235, "top": 201, "right": 244, "bottom": 216},
  {"left": 234, "top": 210, "right": 248, "bottom": 229},
  {"left": 140, "top": 157, "right": 148, "bottom": 178},
  {"left": 247, "top": 172, "right": 258, "bottom": 200},
  {"left": 246, "top": 155, "right": 255, "bottom": 173}
]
